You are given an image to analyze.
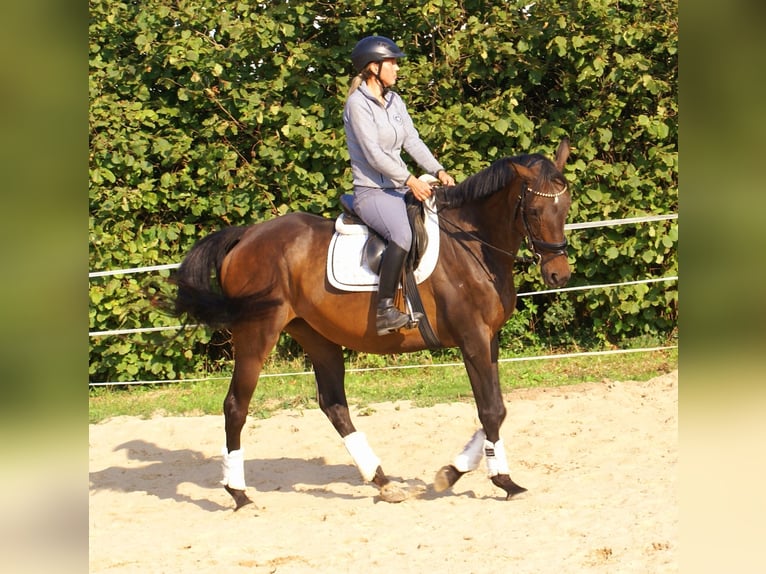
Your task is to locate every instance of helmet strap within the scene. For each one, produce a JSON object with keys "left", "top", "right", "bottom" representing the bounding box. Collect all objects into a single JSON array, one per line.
[
  {"left": 360, "top": 64, "right": 389, "bottom": 100},
  {"left": 374, "top": 62, "right": 390, "bottom": 98}
]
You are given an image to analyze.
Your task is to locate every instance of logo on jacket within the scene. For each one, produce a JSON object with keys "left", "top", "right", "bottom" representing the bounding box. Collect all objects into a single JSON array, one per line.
[{"left": 392, "top": 113, "right": 403, "bottom": 124}]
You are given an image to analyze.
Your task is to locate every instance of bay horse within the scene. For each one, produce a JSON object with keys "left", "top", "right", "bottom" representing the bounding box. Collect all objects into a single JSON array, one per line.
[{"left": 172, "top": 139, "right": 572, "bottom": 508}]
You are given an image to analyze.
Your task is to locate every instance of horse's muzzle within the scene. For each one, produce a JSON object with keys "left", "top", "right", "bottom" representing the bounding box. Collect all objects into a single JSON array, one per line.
[{"left": 542, "top": 255, "right": 571, "bottom": 288}]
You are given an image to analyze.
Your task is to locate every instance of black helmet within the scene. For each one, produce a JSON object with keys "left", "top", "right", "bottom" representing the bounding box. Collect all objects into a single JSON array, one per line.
[{"left": 351, "top": 36, "right": 406, "bottom": 73}]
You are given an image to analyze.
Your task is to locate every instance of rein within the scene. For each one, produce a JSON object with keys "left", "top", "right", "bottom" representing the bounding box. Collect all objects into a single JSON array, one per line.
[
  {"left": 429, "top": 182, "right": 568, "bottom": 267},
  {"left": 431, "top": 206, "right": 517, "bottom": 260}
]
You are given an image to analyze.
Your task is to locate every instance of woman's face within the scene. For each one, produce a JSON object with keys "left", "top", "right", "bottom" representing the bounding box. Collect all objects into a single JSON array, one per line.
[{"left": 374, "top": 58, "right": 399, "bottom": 87}]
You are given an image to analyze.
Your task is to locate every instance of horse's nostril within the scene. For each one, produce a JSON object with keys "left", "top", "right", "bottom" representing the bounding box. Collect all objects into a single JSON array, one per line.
[{"left": 547, "top": 269, "right": 570, "bottom": 288}]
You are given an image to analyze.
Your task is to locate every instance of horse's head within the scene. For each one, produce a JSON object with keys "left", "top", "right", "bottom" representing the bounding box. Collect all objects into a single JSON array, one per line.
[{"left": 511, "top": 139, "right": 572, "bottom": 288}]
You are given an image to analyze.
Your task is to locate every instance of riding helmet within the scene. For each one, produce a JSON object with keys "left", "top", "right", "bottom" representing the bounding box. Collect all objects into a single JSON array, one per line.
[{"left": 351, "top": 36, "right": 406, "bottom": 73}]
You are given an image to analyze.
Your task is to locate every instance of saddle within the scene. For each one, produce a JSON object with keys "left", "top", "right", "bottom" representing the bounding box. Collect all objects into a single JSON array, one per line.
[
  {"left": 328, "top": 177, "right": 442, "bottom": 348},
  {"left": 338, "top": 192, "right": 429, "bottom": 275}
]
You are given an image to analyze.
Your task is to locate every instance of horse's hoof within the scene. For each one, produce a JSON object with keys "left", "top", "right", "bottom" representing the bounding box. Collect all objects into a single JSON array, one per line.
[
  {"left": 224, "top": 485, "right": 254, "bottom": 510},
  {"left": 379, "top": 482, "right": 408, "bottom": 503},
  {"left": 491, "top": 474, "right": 527, "bottom": 500},
  {"left": 434, "top": 464, "right": 465, "bottom": 492}
]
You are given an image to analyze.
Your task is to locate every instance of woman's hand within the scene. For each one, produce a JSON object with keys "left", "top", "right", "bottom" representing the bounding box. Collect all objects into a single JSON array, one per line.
[
  {"left": 437, "top": 170, "right": 455, "bottom": 186},
  {"left": 406, "top": 175, "right": 434, "bottom": 202}
]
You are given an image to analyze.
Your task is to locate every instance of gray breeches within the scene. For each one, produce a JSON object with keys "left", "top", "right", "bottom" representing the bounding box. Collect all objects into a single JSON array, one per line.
[{"left": 352, "top": 187, "right": 412, "bottom": 251}]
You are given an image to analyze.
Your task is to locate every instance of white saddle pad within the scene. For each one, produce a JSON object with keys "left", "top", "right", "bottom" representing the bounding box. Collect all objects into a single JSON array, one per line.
[{"left": 326, "top": 195, "right": 440, "bottom": 292}]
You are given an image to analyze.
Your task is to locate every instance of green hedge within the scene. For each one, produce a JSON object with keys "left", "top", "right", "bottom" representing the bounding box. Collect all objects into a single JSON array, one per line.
[{"left": 89, "top": 0, "right": 677, "bottom": 383}]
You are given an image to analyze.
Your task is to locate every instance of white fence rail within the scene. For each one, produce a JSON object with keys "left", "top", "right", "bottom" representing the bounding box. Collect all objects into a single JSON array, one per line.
[
  {"left": 87, "top": 214, "right": 677, "bottom": 279},
  {"left": 88, "top": 212, "right": 678, "bottom": 386},
  {"left": 87, "top": 345, "right": 677, "bottom": 387}
]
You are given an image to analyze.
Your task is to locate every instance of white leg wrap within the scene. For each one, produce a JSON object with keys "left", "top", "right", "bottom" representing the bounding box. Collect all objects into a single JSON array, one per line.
[
  {"left": 452, "top": 428, "right": 486, "bottom": 472},
  {"left": 343, "top": 431, "right": 381, "bottom": 482},
  {"left": 484, "top": 438, "right": 510, "bottom": 477},
  {"left": 221, "top": 447, "right": 247, "bottom": 490}
]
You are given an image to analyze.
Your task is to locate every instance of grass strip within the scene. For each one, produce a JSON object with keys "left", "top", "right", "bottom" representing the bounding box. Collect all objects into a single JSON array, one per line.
[{"left": 89, "top": 348, "right": 677, "bottom": 424}]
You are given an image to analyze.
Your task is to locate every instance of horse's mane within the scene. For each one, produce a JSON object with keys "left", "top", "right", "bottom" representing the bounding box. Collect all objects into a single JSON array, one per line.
[{"left": 436, "top": 153, "right": 566, "bottom": 209}]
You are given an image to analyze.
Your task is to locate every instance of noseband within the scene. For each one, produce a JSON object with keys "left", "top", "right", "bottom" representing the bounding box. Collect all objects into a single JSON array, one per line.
[{"left": 516, "top": 184, "right": 569, "bottom": 264}]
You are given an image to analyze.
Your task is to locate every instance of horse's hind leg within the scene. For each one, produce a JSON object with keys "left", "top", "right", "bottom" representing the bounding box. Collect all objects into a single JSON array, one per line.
[
  {"left": 221, "top": 319, "right": 283, "bottom": 510},
  {"left": 286, "top": 320, "right": 405, "bottom": 502}
]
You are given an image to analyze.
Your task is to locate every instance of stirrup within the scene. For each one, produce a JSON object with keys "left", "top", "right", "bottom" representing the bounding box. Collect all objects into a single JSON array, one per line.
[{"left": 405, "top": 311, "right": 424, "bottom": 330}]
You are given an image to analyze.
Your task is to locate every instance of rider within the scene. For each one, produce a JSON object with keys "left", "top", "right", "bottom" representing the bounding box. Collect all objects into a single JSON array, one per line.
[{"left": 343, "top": 35, "right": 455, "bottom": 336}]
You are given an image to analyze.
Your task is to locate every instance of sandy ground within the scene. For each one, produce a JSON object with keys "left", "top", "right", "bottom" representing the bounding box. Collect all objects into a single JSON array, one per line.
[{"left": 89, "top": 370, "right": 677, "bottom": 573}]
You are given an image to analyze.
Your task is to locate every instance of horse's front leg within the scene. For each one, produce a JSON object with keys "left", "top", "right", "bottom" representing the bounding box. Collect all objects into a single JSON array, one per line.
[{"left": 436, "top": 333, "right": 526, "bottom": 500}]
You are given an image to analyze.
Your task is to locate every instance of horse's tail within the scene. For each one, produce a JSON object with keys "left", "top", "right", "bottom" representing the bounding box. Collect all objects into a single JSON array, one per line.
[{"left": 172, "top": 226, "right": 279, "bottom": 329}]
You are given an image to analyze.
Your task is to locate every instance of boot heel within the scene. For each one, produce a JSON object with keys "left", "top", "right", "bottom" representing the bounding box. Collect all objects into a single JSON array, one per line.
[{"left": 376, "top": 299, "right": 411, "bottom": 335}]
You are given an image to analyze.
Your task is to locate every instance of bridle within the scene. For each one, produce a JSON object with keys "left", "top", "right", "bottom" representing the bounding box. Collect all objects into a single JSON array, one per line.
[
  {"left": 516, "top": 183, "right": 569, "bottom": 265},
  {"left": 429, "top": 176, "right": 569, "bottom": 267}
]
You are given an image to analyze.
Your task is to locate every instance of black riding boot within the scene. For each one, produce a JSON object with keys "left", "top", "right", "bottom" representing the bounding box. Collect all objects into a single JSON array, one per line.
[{"left": 376, "top": 243, "right": 410, "bottom": 336}]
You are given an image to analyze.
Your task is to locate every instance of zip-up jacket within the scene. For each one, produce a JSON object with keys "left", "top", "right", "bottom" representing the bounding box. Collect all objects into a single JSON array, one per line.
[{"left": 343, "top": 83, "right": 444, "bottom": 190}]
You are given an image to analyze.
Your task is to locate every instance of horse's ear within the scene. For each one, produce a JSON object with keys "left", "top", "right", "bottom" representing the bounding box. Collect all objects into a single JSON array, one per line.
[
  {"left": 510, "top": 161, "right": 534, "bottom": 182},
  {"left": 554, "top": 138, "right": 571, "bottom": 171}
]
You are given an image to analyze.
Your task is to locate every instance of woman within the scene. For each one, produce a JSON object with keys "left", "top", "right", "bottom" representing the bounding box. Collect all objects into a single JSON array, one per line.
[{"left": 344, "top": 35, "right": 455, "bottom": 336}]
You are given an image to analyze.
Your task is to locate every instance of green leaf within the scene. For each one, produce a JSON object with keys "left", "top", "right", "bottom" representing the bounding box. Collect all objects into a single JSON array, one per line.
[
  {"left": 586, "top": 188, "right": 603, "bottom": 202},
  {"left": 642, "top": 250, "right": 656, "bottom": 263},
  {"left": 493, "top": 118, "right": 509, "bottom": 135}
]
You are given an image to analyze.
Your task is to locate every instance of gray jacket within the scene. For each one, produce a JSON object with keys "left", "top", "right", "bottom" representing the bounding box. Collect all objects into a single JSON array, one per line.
[{"left": 343, "top": 83, "right": 444, "bottom": 190}]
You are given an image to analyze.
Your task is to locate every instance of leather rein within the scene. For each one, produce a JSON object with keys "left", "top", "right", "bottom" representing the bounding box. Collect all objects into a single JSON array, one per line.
[{"left": 430, "top": 182, "right": 568, "bottom": 267}]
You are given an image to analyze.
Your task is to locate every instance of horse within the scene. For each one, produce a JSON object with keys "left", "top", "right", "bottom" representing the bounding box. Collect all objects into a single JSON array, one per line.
[{"left": 172, "top": 138, "right": 572, "bottom": 509}]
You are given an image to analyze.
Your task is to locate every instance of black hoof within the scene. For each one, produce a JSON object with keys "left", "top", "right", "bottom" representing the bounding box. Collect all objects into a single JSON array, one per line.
[
  {"left": 224, "top": 485, "right": 254, "bottom": 510},
  {"left": 491, "top": 474, "right": 528, "bottom": 500},
  {"left": 434, "top": 464, "right": 466, "bottom": 492}
]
